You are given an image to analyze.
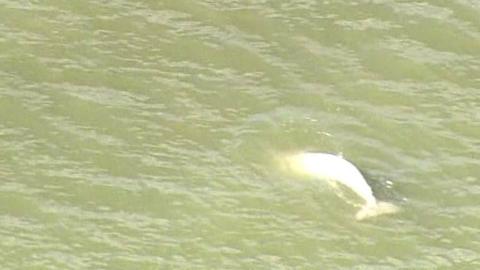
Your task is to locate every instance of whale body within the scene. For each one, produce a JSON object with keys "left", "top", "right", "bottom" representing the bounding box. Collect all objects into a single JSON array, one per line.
[{"left": 285, "top": 152, "right": 399, "bottom": 220}]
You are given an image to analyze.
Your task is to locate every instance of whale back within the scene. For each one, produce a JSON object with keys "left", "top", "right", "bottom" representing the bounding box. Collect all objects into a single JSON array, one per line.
[
  {"left": 356, "top": 201, "right": 400, "bottom": 220},
  {"left": 286, "top": 152, "right": 376, "bottom": 205},
  {"left": 285, "top": 152, "right": 400, "bottom": 220}
]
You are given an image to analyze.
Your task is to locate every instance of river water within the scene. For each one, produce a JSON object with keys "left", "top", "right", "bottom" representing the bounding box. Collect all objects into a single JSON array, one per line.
[{"left": 1, "top": 1, "right": 479, "bottom": 269}]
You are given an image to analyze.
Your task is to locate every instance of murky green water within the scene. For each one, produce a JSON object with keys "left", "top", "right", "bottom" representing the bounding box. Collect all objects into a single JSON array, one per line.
[{"left": 1, "top": 1, "right": 479, "bottom": 269}]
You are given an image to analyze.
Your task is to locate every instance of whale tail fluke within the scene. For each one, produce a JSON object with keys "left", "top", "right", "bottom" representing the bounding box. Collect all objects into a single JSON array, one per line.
[{"left": 355, "top": 201, "right": 400, "bottom": 220}]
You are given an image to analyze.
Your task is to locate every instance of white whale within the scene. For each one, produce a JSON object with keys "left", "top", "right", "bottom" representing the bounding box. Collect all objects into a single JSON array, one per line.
[{"left": 285, "top": 152, "right": 399, "bottom": 220}]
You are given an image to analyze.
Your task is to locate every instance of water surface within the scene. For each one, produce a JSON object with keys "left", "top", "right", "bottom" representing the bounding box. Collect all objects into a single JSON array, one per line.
[{"left": 0, "top": 1, "right": 479, "bottom": 269}]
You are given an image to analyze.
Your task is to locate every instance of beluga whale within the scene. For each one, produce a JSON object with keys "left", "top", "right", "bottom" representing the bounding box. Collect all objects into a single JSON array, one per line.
[{"left": 285, "top": 152, "right": 399, "bottom": 220}]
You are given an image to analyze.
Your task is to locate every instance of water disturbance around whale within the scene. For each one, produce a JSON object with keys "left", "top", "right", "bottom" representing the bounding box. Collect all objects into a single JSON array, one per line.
[{"left": 285, "top": 152, "right": 399, "bottom": 220}]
